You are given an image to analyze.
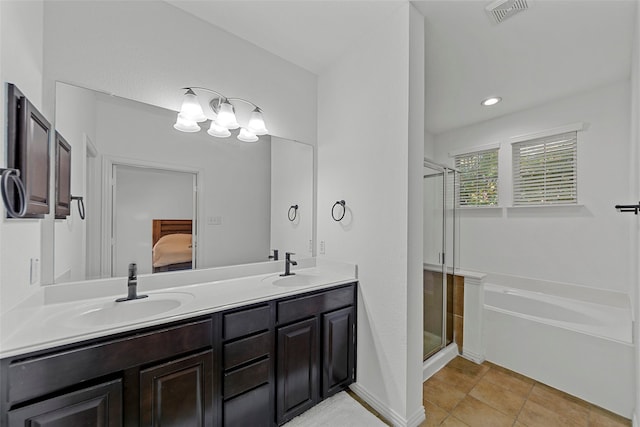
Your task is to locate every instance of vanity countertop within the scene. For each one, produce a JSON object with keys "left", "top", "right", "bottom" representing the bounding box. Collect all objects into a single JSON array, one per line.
[{"left": 0, "top": 259, "right": 357, "bottom": 359}]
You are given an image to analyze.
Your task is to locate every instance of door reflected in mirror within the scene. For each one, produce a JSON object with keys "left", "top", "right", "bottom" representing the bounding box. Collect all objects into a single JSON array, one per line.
[{"left": 52, "top": 82, "right": 313, "bottom": 283}]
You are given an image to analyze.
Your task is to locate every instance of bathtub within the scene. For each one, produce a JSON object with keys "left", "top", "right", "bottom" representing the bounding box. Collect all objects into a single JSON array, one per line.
[{"left": 483, "top": 277, "right": 634, "bottom": 417}]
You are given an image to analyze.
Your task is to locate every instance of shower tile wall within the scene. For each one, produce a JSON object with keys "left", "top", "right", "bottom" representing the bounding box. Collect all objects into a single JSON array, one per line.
[
  {"left": 453, "top": 275, "right": 464, "bottom": 353},
  {"left": 424, "top": 270, "right": 464, "bottom": 356}
]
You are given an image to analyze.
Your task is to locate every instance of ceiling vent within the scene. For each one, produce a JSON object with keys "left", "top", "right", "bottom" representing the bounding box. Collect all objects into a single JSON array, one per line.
[{"left": 485, "top": 0, "right": 529, "bottom": 24}]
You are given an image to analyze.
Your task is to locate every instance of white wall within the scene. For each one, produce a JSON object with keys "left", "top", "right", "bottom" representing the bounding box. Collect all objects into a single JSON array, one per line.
[
  {"left": 434, "top": 80, "right": 633, "bottom": 293},
  {"left": 0, "top": 1, "right": 46, "bottom": 312},
  {"left": 318, "top": 3, "right": 424, "bottom": 425},
  {"left": 270, "top": 137, "right": 313, "bottom": 258},
  {"left": 53, "top": 83, "right": 97, "bottom": 282},
  {"left": 114, "top": 166, "right": 193, "bottom": 276}
]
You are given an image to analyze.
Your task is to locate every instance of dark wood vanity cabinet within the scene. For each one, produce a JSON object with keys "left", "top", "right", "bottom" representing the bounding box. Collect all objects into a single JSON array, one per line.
[
  {"left": 0, "top": 282, "right": 357, "bottom": 427},
  {"left": 1, "top": 317, "right": 215, "bottom": 427},
  {"left": 275, "top": 284, "right": 357, "bottom": 425}
]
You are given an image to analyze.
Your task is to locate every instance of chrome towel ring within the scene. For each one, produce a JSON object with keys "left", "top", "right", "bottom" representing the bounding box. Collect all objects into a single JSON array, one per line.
[
  {"left": 332, "top": 200, "right": 346, "bottom": 222},
  {"left": 0, "top": 168, "right": 26, "bottom": 218}
]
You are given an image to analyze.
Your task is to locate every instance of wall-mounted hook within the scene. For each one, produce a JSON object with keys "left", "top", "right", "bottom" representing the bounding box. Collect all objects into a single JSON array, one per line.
[
  {"left": 332, "top": 200, "right": 346, "bottom": 221},
  {"left": 288, "top": 204, "right": 299, "bottom": 221},
  {"left": 71, "top": 195, "right": 85, "bottom": 220}
]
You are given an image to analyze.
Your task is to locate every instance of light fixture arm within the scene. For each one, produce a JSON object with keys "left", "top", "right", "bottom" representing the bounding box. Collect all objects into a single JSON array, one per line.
[{"left": 183, "top": 87, "right": 262, "bottom": 110}]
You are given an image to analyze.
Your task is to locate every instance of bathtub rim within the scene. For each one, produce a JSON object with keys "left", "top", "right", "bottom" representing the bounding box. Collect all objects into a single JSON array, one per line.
[{"left": 484, "top": 282, "right": 633, "bottom": 345}]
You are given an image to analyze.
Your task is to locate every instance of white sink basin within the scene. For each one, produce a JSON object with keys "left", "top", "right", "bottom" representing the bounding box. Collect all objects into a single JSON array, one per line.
[
  {"left": 270, "top": 274, "right": 315, "bottom": 287},
  {"left": 63, "top": 292, "right": 194, "bottom": 328}
]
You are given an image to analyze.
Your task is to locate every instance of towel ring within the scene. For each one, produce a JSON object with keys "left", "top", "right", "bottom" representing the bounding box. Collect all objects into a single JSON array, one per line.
[
  {"left": 71, "top": 195, "right": 85, "bottom": 220},
  {"left": 288, "top": 205, "right": 299, "bottom": 221},
  {"left": 332, "top": 200, "right": 346, "bottom": 222},
  {"left": 0, "top": 168, "right": 26, "bottom": 218}
]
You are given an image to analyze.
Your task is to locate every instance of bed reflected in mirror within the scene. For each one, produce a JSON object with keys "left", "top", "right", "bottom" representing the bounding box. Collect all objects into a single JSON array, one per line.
[{"left": 152, "top": 220, "right": 193, "bottom": 273}]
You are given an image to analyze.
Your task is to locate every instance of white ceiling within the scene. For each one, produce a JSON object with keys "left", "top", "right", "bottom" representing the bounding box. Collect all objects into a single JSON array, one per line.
[
  {"left": 167, "top": 0, "right": 637, "bottom": 134},
  {"left": 414, "top": 0, "right": 637, "bottom": 133}
]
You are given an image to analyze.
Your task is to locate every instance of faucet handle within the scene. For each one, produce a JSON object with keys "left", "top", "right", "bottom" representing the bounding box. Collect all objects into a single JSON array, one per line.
[
  {"left": 128, "top": 263, "right": 137, "bottom": 279},
  {"left": 269, "top": 249, "right": 279, "bottom": 261}
]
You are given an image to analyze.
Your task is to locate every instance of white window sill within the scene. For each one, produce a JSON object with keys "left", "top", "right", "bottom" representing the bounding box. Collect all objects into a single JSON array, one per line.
[{"left": 506, "top": 204, "right": 584, "bottom": 209}]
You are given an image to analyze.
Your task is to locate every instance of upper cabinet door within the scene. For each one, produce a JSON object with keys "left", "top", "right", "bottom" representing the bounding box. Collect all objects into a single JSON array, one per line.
[
  {"left": 6, "top": 84, "right": 51, "bottom": 218},
  {"left": 55, "top": 132, "right": 72, "bottom": 219}
]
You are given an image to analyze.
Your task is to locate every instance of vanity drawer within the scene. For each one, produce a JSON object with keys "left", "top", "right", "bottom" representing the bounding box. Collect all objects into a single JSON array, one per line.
[
  {"left": 223, "top": 358, "right": 270, "bottom": 399},
  {"left": 277, "top": 284, "right": 355, "bottom": 324},
  {"left": 7, "top": 318, "right": 212, "bottom": 404},
  {"left": 224, "top": 331, "right": 271, "bottom": 370},
  {"left": 223, "top": 304, "right": 270, "bottom": 340}
]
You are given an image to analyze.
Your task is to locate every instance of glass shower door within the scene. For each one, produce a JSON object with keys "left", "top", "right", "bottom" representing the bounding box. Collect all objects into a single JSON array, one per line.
[{"left": 423, "top": 164, "right": 446, "bottom": 360}]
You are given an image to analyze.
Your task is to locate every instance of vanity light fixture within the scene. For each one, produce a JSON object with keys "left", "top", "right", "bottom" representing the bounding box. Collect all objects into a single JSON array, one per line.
[
  {"left": 173, "top": 87, "right": 268, "bottom": 142},
  {"left": 481, "top": 96, "right": 502, "bottom": 106}
]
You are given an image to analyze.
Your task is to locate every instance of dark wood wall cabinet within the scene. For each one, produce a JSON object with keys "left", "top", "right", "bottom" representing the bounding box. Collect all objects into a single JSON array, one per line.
[
  {"left": 54, "top": 132, "right": 72, "bottom": 219},
  {"left": 6, "top": 83, "right": 51, "bottom": 218},
  {"left": 0, "top": 282, "right": 357, "bottom": 427}
]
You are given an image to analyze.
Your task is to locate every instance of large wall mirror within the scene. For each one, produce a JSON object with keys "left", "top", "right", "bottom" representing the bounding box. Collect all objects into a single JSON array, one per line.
[{"left": 53, "top": 82, "right": 314, "bottom": 283}]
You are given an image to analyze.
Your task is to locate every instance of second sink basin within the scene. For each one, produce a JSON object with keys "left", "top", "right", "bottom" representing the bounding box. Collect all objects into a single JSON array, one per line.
[
  {"left": 63, "top": 292, "right": 194, "bottom": 328},
  {"left": 271, "top": 274, "right": 315, "bottom": 287}
]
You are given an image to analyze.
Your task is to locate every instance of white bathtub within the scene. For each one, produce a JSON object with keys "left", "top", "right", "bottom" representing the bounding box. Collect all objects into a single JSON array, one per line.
[{"left": 483, "top": 278, "right": 634, "bottom": 417}]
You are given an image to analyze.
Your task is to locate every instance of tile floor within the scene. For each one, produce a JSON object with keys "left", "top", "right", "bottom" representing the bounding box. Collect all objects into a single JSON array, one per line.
[{"left": 421, "top": 357, "right": 631, "bottom": 427}]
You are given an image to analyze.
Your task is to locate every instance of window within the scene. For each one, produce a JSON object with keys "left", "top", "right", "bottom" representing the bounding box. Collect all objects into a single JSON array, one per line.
[
  {"left": 454, "top": 148, "right": 499, "bottom": 207},
  {"left": 512, "top": 131, "right": 577, "bottom": 206}
]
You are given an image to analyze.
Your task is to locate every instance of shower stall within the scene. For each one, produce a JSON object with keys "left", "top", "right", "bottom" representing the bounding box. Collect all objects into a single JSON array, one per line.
[{"left": 423, "top": 159, "right": 459, "bottom": 361}]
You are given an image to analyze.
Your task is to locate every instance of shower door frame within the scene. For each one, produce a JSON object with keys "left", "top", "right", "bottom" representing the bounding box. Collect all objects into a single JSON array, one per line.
[{"left": 423, "top": 159, "right": 458, "bottom": 361}]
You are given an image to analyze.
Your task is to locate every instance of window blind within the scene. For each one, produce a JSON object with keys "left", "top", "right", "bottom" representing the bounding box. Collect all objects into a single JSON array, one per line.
[
  {"left": 512, "top": 131, "right": 577, "bottom": 206},
  {"left": 454, "top": 148, "right": 499, "bottom": 206}
]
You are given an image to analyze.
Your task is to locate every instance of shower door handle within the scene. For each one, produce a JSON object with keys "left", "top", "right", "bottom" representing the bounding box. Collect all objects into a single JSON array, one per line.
[{"left": 438, "top": 252, "right": 445, "bottom": 265}]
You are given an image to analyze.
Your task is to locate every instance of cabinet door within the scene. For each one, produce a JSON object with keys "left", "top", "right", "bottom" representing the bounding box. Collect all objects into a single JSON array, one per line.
[
  {"left": 140, "top": 350, "right": 213, "bottom": 427},
  {"left": 8, "top": 379, "right": 122, "bottom": 427},
  {"left": 276, "top": 318, "right": 318, "bottom": 424},
  {"left": 322, "top": 306, "right": 355, "bottom": 397}
]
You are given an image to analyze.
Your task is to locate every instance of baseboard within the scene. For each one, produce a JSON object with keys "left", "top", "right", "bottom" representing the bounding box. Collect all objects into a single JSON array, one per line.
[
  {"left": 462, "top": 348, "right": 485, "bottom": 364},
  {"left": 349, "top": 383, "right": 424, "bottom": 427},
  {"left": 405, "top": 405, "right": 426, "bottom": 427},
  {"left": 423, "top": 343, "right": 459, "bottom": 382}
]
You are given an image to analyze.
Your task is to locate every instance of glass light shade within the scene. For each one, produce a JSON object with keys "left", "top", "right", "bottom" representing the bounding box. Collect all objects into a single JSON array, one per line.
[
  {"left": 178, "top": 89, "right": 207, "bottom": 122},
  {"left": 247, "top": 108, "right": 269, "bottom": 135},
  {"left": 214, "top": 100, "right": 240, "bottom": 129},
  {"left": 237, "top": 127, "right": 259, "bottom": 143},
  {"left": 173, "top": 114, "right": 201, "bottom": 132},
  {"left": 207, "top": 121, "right": 231, "bottom": 138}
]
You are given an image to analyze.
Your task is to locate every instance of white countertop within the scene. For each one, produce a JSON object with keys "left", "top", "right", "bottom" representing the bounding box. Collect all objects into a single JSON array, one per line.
[{"left": 0, "top": 259, "right": 357, "bottom": 359}]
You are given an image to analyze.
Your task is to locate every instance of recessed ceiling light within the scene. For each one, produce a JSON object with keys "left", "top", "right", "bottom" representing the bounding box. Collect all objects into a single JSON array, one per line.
[{"left": 481, "top": 97, "right": 502, "bottom": 107}]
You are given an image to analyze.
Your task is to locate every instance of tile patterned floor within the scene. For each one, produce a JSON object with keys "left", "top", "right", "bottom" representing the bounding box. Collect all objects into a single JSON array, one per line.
[{"left": 421, "top": 357, "right": 631, "bottom": 427}]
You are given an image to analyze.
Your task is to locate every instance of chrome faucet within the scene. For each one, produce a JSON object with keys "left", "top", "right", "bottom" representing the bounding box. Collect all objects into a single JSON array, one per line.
[
  {"left": 280, "top": 252, "right": 297, "bottom": 277},
  {"left": 269, "top": 249, "right": 279, "bottom": 261},
  {"left": 116, "top": 263, "right": 148, "bottom": 302}
]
